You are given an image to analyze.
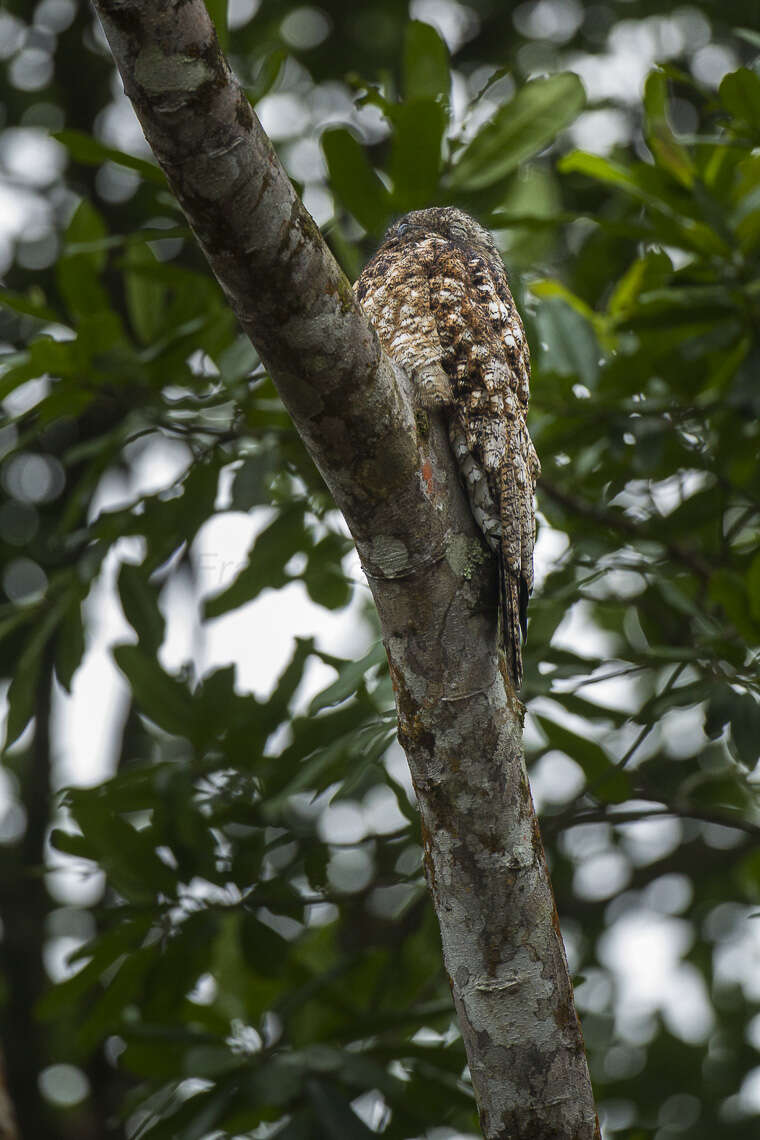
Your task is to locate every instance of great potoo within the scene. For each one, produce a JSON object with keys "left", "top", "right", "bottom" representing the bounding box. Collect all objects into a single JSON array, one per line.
[{"left": 355, "top": 207, "right": 540, "bottom": 688}]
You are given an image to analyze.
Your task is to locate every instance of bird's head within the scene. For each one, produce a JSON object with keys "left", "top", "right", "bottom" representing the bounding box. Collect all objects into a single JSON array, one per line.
[{"left": 383, "top": 207, "right": 500, "bottom": 266}]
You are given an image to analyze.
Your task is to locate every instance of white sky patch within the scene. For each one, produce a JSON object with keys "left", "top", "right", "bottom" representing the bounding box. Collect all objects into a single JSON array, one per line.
[
  {"left": 692, "top": 43, "right": 738, "bottom": 87},
  {"left": 550, "top": 662, "right": 641, "bottom": 715},
  {"left": 199, "top": 576, "right": 368, "bottom": 701},
  {"left": 570, "top": 109, "right": 631, "bottom": 156},
  {"left": 0, "top": 179, "right": 50, "bottom": 241},
  {"left": 409, "top": 0, "right": 480, "bottom": 53},
  {"left": 362, "top": 783, "right": 411, "bottom": 835},
  {"left": 529, "top": 750, "right": 586, "bottom": 812},
  {"left": 257, "top": 93, "right": 312, "bottom": 141},
  {"left": 193, "top": 506, "right": 371, "bottom": 702},
  {"left": 38, "top": 1062, "right": 90, "bottom": 1108},
  {"left": 35, "top": 0, "right": 77, "bottom": 34},
  {"left": 158, "top": 571, "right": 199, "bottom": 673},
  {"left": 228, "top": 0, "right": 261, "bottom": 29},
  {"left": 617, "top": 813, "right": 682, "bottom": 867},
  {"left": 573, "top": 849, "right": 631, "bottom": 901},
  {"left": 302, "top": 184, "right": 333, "bottom": 227},
  {"left": 533, "top": 515, "right": 569, "bottom": 591},
  {"left": 280, "top": 7, "right": 332, "bottom": 51},
  {"left": 51, "top": 506, "right": 373, "bottom": 802},
  {"left": 552, "top": 598, "right": 622, "bottom": 659},
  {"left": 738, "top": 1068, "right": 760, "bottom": 1115},
  {"left": 567, "top": 13, "right": 714, "bottom": 105},
  {"left": 0, "top": 13, "right": 25, "bottom": 60},
  {"left": 514, "top": 0, "right": 584, "bottom": 44},
  {"left": 714, "top": 913, "right": 760, "bottom": 1001},
  {"left": 318, "top": 800, "right": 368, "bottom": 845},
  {"left": 10, "top": 48, "right": 54, "bottom": 93},
  {"left": 659, "top": 704, "right": 709, "bottom": 760},
  {"left": 0, "top": 128, "right": 66, "bottom": 188},
  {"left": 95, "top": 85, "right": 152, "bottom": 157},
  {"left": 51, "top": 544, "right": 134, "bottom": 788},
  {"left": 600, "top": 909, "right": 714, "bottom": 1043}
]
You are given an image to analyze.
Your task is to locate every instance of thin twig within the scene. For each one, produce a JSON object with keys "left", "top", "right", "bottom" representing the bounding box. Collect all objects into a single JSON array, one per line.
[
  {"left": 546, "top": 804, "right": 760, "bottom": 841},
  {"left": 539, "top": 478, "right": 713, "bottom": 580}
]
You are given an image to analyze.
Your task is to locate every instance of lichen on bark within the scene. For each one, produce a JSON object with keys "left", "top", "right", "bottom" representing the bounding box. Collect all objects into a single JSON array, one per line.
[{"left": 92, "top": 3, "right": 600, "bottom": 1136}]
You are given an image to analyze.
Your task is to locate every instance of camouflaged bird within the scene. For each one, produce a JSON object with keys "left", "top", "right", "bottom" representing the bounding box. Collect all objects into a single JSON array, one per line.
[{"left": 355, "top": 207, "right": 540, "bottom": 688}]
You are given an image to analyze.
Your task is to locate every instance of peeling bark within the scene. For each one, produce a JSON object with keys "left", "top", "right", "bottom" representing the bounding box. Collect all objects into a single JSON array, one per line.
[{"left": 91, "top": 3, "right": 600, "bottom": 1136}]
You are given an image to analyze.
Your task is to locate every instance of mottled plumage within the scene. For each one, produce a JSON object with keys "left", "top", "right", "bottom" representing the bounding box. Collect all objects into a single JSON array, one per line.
[{"left": 355, "top": 207, "right": 539, "bottom": 687}]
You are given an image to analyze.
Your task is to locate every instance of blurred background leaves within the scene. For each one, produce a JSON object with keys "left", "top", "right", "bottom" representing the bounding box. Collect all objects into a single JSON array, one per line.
[{"left": 0, "top": 1, "right": 759, "bottom": 1138}]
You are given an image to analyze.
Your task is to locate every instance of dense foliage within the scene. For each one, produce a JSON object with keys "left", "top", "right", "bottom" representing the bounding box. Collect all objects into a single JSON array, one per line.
[{"left": 0, "top": 2, "right": 759, "bottom": 1138}]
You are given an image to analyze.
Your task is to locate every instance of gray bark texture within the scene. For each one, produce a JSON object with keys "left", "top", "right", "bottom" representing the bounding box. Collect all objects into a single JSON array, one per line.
[{"left": 92, "top": 3, "right": 600, "bottom": 1136}]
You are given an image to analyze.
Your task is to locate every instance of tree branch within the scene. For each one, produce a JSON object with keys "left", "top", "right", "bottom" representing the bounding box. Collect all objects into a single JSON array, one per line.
[
  {"left": 92, "top": 3, "right": 598, "bottom": 1136},
  {"left": 540, "top": 478, "right": 712, "bottom": 580}
]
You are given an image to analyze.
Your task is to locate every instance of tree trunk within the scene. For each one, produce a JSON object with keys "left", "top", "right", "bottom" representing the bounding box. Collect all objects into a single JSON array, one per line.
[
  {"left": 91, "top": 3, "right": 600, "bottom": 1135},
  {"left": 0, "top": 649, "right": 54, "bottom": 1140}
]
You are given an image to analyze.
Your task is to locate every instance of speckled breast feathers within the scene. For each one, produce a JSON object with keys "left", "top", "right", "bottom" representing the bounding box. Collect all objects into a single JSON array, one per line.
[{"left": 355, "top": 207, "right": 539, "bottom": 687}]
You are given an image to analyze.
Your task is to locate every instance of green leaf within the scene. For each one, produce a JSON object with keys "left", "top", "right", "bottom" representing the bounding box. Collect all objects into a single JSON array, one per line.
[
  {"left": 390, "top": 100, "right": 446, "bottom": 212},
  {"left": 534, "top": 296, "right": 600, "bottom": 385},
  {"left": 384, "top": 770, "right": 419, "bottom": 825},
  {"left": 204, "top": 0, "right": 228, "bottom": 51},
  {"left": 488, "top": 166, "right": 562, "bottom": 268},
  {"left": 257, "top": 636, "right": 315, "bottom": 735},
  {"left": 404, "top": 21, "right": 450, "bottom": 106},
  {"left": 536, "top": 715, "right": 630, "bottom": 802},
  {"left": 37, "top": 917, "right": 152, "bottom": 1019},
  {"left": 231, "top": 446, "right": 279, "bottom": 510},
  {"left": 4, "top": 601, "right": 66, "bottom": 750},
  {"left": 309, "top": 643, "right": 386, "bottom": 714},
  {"left": 140, "top": 458, "right": 220, "bottom": 569},
  {"left": 112, "top": 644, "right": 194, "bottom": 738},
  {"left": 644, "top": 679, "right": 712, "bottom": 720},
  {"left": 55, "top": 590, "right": 86, "bottom": 692},
  {"left": 562, "top": 148, "right": 737, "bottom": 256},
  {"left": 728, "top": 692, "right": 760, "bottom": 767},
  {"left": 720, "top": 67, "right": 760, "bottom": 132},
  {"left": 119, "top": 1026, "right": 225, "bottom": 1080},
  {"left": 643, "top": 71, "right": 695, "bottom": 187},
  {"left": 124, "top": 243, "right": 170, "bottom": 345},
  {"left": 247, "top": 49, "right": 287, "bottom": 105},
  {"left": 748, "top": 551, "right": 760, "bottom": 620},
  {"left": 49, "top": 827, "right": 97, "bottom": 860},
  {"left": 560, "top": 150, "right": 653, "bottom": 198},
  {"left": 607, "top": 250, "right": 673, "bottom": 318},
  {"left": 204, "top": 503, "right": 308, "bottom": 618},
  {"left": 218, "top": 334, "right": 259, "bottom": 383},
  {"left": 735, "top": 28, "right": 760, "bottom": 51},
  {"left": 57, "top": 199, "right": 110, "bottom": 319},
  {"left": 64, "top": 789, "right": 178, "bottom": 897},
  {"left": 265, "top": 1110, "right": 313, "bottom": 1140},
  {"left": 53, "top": 129, "right": 165, "bottom": 185},
  {"left": 449, "top": 73, "right": 586, "bottom": 192},
  {"left": 134, "top": 1081, "right": 242, "bottom": 1140},
  {"left": 530, "top": 279, "right": 597, "bottom": 322},
  {"left": 710, "top": 570, "right": 760, "bottom": 641},
  {"left": 118, "top": 562, "right": 166, "bottom": 654},
  {"left": 76, "top": 946, "right": 161, "bottom": 1053},
  {"left": 0, "top": 287, "right": 60, "bottom": 323},
  {"left": 705, "top": 686, "right": 734, "bottom": 739},
  {"left": 303, "top": 532, "right": 353, "bottom": 610},
  {"left": 307, "top": 1079, "right": 378, "bottom": 1139},
  {"left": 322, "top": 128, "right": 392, "bottom": 234},
  {"left": 240, "top": 914, "right": 290, "bottom": 976}
]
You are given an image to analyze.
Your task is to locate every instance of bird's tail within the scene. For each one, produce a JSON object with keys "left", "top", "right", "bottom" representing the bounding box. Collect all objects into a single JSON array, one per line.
[{"left": 498, "top": 547, "right": 523, "bottom": 690}]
